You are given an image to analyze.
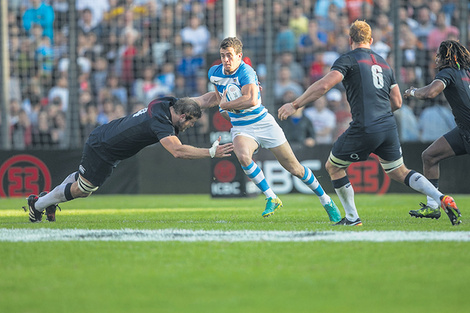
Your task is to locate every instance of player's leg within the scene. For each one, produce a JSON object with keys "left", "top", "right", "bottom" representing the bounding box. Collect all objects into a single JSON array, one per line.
[
  {"left": 233, "top": 135, "right": 281, "bottom": 217},
  {"left": 420, "top": 136, "right": 455, "bottom": 210},
  {"left": 27, "top": 145, "right": 110, "bottom": 222},
  {"left": 377, "top": 129, "right": 460, "bottom": 225},
  {"left": 270, "top": 141, "right": 341, "bottom": 222},
  {"left": 326, "top": 155, "right": 362, "bottom": 226},
  {"left": 383, "top": 160, "right": 461, "bottom": 225}
]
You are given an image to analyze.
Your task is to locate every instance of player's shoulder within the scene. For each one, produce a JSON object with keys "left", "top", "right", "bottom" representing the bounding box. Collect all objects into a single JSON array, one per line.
[{"left": 208, "top": 63, "right": 224, "bottom": 77}]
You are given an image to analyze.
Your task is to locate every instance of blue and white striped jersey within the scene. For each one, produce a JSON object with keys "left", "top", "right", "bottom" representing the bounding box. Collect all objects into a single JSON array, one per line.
[{"left": 208, "top": 61, "right": 268, "bottom": 126}]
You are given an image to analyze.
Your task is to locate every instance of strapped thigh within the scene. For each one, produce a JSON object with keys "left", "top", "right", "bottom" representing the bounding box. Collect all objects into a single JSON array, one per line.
[
  {"left": 380, "top": 157, "right": 404, "bottom": 173},
  {"left": 78, "top": 175, "right": 99, "bottom": 194}
]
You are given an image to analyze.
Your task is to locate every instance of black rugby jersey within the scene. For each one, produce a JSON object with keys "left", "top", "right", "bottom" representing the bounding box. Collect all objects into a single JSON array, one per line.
[
  {"left": 331, "top": 48, "right": 397, "bottom": 133},
  {"left": 86, "top": 97, "right": 178, "bottom": 163},
  {"left": 435, "top": 67, "right": 470, "bottom": 130}
]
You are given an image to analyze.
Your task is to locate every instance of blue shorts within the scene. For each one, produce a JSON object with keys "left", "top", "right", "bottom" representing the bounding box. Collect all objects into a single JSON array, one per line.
[{"left": 331, "top": 127, "right": 402, "bottom": 163}]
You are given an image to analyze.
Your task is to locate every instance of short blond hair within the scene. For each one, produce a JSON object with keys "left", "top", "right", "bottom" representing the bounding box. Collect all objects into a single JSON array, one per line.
[{"left": 349, "top": 20, "right": 372, "bottom": 44}]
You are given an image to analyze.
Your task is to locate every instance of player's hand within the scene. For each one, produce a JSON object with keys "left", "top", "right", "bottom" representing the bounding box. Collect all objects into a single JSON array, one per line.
[
  {"left": 403, "top": 86, "right": 416, "bottom": 99},
  {"left": 210, "top": 136, "right": 233, "bottom": 158},
  {"left": 278, "top": 102, "right": 297, "bottom": 121}
]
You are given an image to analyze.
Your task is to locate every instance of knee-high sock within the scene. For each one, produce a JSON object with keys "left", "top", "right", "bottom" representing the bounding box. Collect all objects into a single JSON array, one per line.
[
  {"left": 332, "top": 176, "right": 359, "bottom": 221},
  {"left": 242, "top": 161, "right": 276, "bottom": 198},
  {"left": 301, "top": 165, "right": 330, "bottom": 205},
  {"left": 35, "top": 183, "right": 74, "bottom": 212},
  {"left": 60, "top": 171, "right": 79, "bottom": 185},
  {"left": 405, "top": 171, "right": 442, "bottom": 206}
]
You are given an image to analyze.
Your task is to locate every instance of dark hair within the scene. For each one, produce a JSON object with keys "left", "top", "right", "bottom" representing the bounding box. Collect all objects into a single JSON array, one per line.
[
  {"left": 219, "top": 37, "right": 243, "bottom": 54},
  {"left": 437, "top": 40, "right": 470, "bottom": 71},
  {"left": 174, "top": 97, "right": 202, "bottom": 120}
]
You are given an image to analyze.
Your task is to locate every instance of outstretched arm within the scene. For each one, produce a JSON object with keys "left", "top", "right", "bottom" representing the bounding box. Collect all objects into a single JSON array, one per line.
[
  {"left": 278, "top": 70, "right": 343, "bottom": 120},
  {"left": 192, "top": 91, "right": 220, "bottom": 110},
  {"left": 160, "top": 135, "right": 233, "bottom": 159},
  {"left": 403, "top": 80, "right": 445, "bottom": 100}
]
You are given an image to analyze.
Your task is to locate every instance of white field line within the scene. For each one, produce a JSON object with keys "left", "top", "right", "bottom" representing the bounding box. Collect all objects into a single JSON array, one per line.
[{"left": 1, "top": 228, "right": 470, "bottom": 242}]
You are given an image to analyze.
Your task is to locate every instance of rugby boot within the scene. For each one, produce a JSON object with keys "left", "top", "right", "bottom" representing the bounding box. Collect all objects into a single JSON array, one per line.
[
  {"left": 409, "top": 203, "right": 441, "bottom": 219},
  {"left": 262, "top": 197, "right": 283, "bottom": 217},
  {"left": 440, "top": 195, "right": 462, "bottom": 226}
]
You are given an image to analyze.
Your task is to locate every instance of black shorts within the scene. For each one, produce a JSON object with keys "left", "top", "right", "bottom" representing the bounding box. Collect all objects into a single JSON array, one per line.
[
  {"left": 444, "top": 126, "right": 470, "bottom": 156},
  {"left": 331, "top": 127, "right": 402, "bottom": 162},
  {"left": 79, "top": 144, "right": 116, "bottom": 187}
]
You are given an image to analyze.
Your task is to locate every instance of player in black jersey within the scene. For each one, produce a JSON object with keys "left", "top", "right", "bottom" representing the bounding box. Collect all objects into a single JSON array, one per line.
[
  {"left": 279, "top": 20, "right": 461, "bottom": 226},
  {"left": 405, "top": 40, "right": 470, "bottom": 222},
  {"left": 25, "top": 93, "right": 234, "bottom": 223}
]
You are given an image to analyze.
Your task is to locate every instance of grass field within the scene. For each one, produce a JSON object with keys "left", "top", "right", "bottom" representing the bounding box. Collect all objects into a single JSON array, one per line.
[{"left": 1, "top": 193, "right": 469, "bottom": 313}]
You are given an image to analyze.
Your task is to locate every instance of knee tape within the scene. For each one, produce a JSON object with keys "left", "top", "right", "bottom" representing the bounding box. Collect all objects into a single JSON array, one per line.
[
  {"left": 78, "top": 175, "right": 99, "bottom": 194},
  {"left": 380, "top": 157, "right": 404, "bottom": 173}
]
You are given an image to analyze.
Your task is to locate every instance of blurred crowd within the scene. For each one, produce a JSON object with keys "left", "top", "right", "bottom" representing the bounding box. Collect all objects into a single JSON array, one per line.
[{"left": 3, "top": 0, "right": 468, "bottom": 149}]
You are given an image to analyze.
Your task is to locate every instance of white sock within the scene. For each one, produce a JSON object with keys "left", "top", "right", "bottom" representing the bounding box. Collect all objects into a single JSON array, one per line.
[
  {"left": 242, "top": 161, "right": 276, "bottom": 199},
  {"left": 301, "top": 165, "right": 330, "bottom": 205},
  {"left": 60, "top": 171, "right": 78, "bottom": 185},
  {"left": 334, "top": 181, "right": 359, "bottom": 221},
  {"left": 407, "top": 172, "right": 443, "bottom": 205},
  {"left": 36, "top": 184, "right": 68, "bottom": 212}
]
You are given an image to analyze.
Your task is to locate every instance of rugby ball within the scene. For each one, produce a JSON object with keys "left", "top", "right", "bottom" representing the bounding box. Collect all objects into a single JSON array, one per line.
[{"left": 225, "top": 84, "right": 242, "bottom": 101}]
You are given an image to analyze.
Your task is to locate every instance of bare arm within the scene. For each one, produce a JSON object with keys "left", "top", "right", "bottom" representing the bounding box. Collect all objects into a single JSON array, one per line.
[
  {"left": 390, "top": 84, "right": 402, "bottom": 112},
  {"left": 278, "top": 70, "right": 343, "bottom": 120},
  {"left": 192, "top": 91, "right": 220, "bottom": 110},
  {"left": 403, "top": 80, "right": 445, "bottom": 100},
  {"left": 219, "top": 83, "right": 258, "bottom": 111},
  {"left": 160, "top": 135, "right": 233, "bottom": 159}
]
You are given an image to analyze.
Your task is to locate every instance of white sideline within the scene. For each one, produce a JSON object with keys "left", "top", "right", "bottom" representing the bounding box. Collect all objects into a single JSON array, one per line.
[{"left": 1, "top": 228, "right": 470, "bottom": 242}]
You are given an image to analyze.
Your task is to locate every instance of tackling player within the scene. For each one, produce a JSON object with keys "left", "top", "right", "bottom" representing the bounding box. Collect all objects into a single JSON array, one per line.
[
  {"left": 404, "top": 40, "right": 470, "bottom": 222},
  {"left": 204, "top": 37, "right": 341, "bottom": 221},
  {"left": 25, "top": 93, "right": 234, "bottom": 223},
  {"left": 278, "top": 20, "right": 461, "bottom": 226}
]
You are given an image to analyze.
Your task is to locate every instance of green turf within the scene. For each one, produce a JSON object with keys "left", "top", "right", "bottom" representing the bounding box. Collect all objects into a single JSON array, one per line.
[{"left": 1, "top": 194, "right": 469, "bottom": 313}]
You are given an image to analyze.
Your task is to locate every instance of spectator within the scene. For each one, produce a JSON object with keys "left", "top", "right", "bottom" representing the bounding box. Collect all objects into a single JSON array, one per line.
[
  {"left": 371, "top": 28, "right": 391, "bottom": 60},
  {"left": 133, "top": 66, "right": 170, "bottom": 104},
  {"left": 297, "top": 20, "right": 328, "bottom": 70},
  {"left": 427, "top": 11, "right": 459, "bottom": 51},
  {"left": 317, "top": 3, "right": 342, "bottom": 34},
  {"left": 22, "top": 0, "right": 55, "bottom": 42},
  {"left": 48, "top": 75, "right": 69, "bottom": 112},
  {"left": 304, "top": 96, "right": 336, "bottom": 144},
  {"left": 105, "top": 74, "right": 128, "bottom": 106},
  {"left": 76, "top": 0, "right": 110, "bottom": 26},
  {"left": 97, "top": 97, "right": 116, "bottom": 125},
  {"left": 180, "top": 15, "right": 210, "bottom": 56},
  {"left": 418, "top": 102, "right": 456, "bottom": 143},
  {"left": 394, "top": 103, "right": 420, "bottom": 142},
  {"left": 288, "top": 5, "right": 309, "bottom": 40},
  {"left": 315, "top": 0, "right": 345, "bottom": 18},
  {"left": 115, "top": 28, "right": 139, "bottom": 96},
  {"left": 274, "top": 65, "right": 304, "bottom": 103},
  {"left": 32, "top": 110, "right": 54, "bottom": 148},
  {"left": 325, "top": 88, "right": 351, "bottom": 140},
  {"left": 78, "top": 7, "right": 102, "bottom": 38},
  {"left": 277, "top": 90, "right": 316, "bottom": 148},
  {"left": 274, "top": 16, "right": 297, "bottom": 55},
  {"left": 176, "top": 43, "right": 204, "bottom": 96},
  {"left": 345, "top": 0, "right": 373, "bottom": 23},
  {"left": 411, "top": 6, "right": 434, "bottom": 48},
  {"left": 11, "top": 109, "right": 32, "bottom": 149},
  {"left": 157, "top": 62, "right": 176, "bottom": 93},
  {"left": 274, "top": 52, "right": 305, "bottom": 86}
]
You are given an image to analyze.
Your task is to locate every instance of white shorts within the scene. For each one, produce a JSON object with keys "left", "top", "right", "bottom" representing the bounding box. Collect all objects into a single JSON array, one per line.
[{"left": 231, "top": 113, "right": 287, "bottom": 149}]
